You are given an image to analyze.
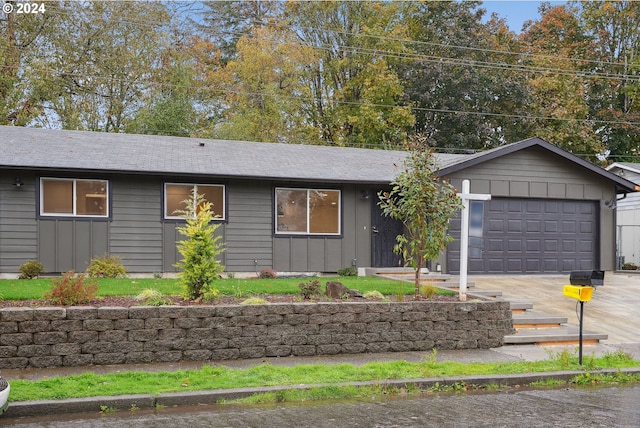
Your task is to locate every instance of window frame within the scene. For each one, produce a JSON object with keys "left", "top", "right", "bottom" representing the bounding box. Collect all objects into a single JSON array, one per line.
[
  {"left": 163, "top": 182, "right": 227, "bottom": 221},
  {"left": 39, "top": 177, "right": 110, "bottom": 219},
  {"left": 274, "top": 187, "right": 342, "bottom": 236}
]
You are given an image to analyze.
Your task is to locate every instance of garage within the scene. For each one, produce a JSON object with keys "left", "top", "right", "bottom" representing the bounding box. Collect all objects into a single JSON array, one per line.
[
  {"left": 447, "top": 198, "right": 598, "bottom": 274},
  {"left": 437, "top": 138, "right": 637, "bottom": 274}
]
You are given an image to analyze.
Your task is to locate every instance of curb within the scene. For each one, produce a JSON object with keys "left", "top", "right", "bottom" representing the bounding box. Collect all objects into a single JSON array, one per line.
[{"left": 5, "top": 368, "right": 640, "bottom": 419}]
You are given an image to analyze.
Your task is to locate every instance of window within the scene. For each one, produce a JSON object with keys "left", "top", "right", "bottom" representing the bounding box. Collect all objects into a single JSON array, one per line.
[
  {"left": 275, "top": 188, "right": 340, "bottom": 235},
  {"left": 164, "top": 183, "right": 225, "bottom": 220},
  {"left": 40, "top": 178, "right": 109, "bottom": 217}
]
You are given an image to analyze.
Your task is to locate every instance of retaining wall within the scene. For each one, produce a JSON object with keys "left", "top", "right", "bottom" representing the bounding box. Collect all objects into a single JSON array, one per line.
[{"left": 0, "top": 301, "right": 514, "bottom": 369}]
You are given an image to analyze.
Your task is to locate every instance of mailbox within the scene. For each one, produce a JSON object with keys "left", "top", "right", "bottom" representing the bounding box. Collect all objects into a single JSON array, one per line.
[
  {"left": 569, "top": 270, "right": 604, "bottom": 287},
  {"left": 563, "top": 285, "right": 594, "bottom": 302}
]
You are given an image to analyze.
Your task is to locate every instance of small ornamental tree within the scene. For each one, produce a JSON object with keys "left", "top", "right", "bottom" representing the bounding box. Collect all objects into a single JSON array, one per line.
[
  {"left": 174, "top": 190, "right": 225, "bottom": 301},
  {"left": 378, "top": 135, "right": 463, "bottom": 299}
]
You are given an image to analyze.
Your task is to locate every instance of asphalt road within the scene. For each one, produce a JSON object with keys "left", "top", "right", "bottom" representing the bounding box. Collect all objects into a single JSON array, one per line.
[{"left": 3, "top": 384, "right": 639, "bottom": 428}]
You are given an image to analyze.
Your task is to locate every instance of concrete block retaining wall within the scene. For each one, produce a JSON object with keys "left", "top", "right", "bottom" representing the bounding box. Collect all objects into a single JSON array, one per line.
[{"left": 0, "top": 301, "right": 514, "bottom": 369}]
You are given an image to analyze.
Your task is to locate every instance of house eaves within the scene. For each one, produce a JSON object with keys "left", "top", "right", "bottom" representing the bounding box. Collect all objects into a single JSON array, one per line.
[
  {"left": 438, "top": 137, "right": 639, "bottom": 193},
  {"left": 606, "top": 162, "right": 640, "bottom": 177}
]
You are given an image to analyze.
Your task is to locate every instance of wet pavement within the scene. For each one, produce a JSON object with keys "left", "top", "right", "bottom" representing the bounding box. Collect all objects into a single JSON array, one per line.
[
  {"left": 1, "top": 273, "right": 639, "bottom": 423},
  {"left": 4, "top": 385, "right": 640, "bottom": 427}
]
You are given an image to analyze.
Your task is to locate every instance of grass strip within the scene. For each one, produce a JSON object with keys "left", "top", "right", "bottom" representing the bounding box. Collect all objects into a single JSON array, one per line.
[
  {"left": 0, "top": 276, "right": 453, "bottom": 300},
  {"left": 8, "top": 350, "right": 640, "bottom": 402}
]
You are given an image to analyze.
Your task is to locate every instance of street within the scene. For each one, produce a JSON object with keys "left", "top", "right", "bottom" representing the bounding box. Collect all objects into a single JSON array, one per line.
[{"left": 2, "top": 385, "right": 638, "bottom": 427}]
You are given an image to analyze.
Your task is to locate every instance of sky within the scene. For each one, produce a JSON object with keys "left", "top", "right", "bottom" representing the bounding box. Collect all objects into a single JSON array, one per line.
[{"left": 480, "top": 1, "right": 567, "bottom": 32}]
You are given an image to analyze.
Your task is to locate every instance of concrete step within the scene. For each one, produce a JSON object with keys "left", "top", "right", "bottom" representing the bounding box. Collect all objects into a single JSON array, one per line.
[
  {"left": 467, "top": 290, "right": 502, "bottom": 298},
  {"left": 510, "top": 302, "right": 534, "bottom": 312},
  {"left": 512, "top": 311, "right": 568, "bottom": 328},
  {"left": 504, "top": 325, "right": 608, "bottom": 345}
]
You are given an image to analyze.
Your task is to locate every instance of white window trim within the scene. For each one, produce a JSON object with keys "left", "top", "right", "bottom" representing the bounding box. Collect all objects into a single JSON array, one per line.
[
  {"left": 275, "top": 187, "right": 341, "bottom": 235},
  {"left": 40, "top": 177, "right": 109, "bottom": 218},
  {"left": 164, "top": 183, "right": 226, "bottom": 220}
]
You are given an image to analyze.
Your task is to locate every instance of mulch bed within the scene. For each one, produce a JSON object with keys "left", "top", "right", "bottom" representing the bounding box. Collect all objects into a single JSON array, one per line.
[{"left": 0, "top": 294, "right": 459, "bottom": 308}]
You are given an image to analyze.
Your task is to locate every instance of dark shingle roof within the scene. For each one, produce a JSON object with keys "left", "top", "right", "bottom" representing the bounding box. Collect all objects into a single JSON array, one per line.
[
  {"left": 0, "top": 126, "right": 467, "bottom": 184},
  {"left": 2, "top": 127, "right": 633, "bottom": 192}
]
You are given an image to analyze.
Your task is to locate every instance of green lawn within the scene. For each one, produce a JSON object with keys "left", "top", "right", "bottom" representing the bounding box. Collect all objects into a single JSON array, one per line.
[
  {"left": 0, "top": 275, "right": 453, "bottom": 301},
  {"left": 7, "top": 350, "right": 640, "bottom": 402}
]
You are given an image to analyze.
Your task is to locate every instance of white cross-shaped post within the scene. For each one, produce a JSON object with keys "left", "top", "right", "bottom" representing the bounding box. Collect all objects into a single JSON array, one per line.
[{"left": 457, "top": 179, "right": 491, "bottom": 301}]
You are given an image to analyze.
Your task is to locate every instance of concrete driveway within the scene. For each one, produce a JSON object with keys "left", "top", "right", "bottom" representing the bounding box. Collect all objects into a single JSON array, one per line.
[{"left": 468, "top": 272, "right": 640, "bottom": 344}]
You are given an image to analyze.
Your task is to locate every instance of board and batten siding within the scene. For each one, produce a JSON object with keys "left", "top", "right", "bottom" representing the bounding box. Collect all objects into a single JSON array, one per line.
[
  {"left": 162, "top": 180, "right": 273, "bottom": 273},
  {"left": 444, "top": 146, "right": 617, "bottom": 271},
  {"left": 224, "top": 180, "right": 273, "bottom": 272},
  {"left": 110, "top": 176, "right": 164, "bottom": 273},
  {"left": 38, "top": 220, "right": 108, "bottom": 273},
  {"left": 0, "top": 172, "right": 38, "bottom": 272},
  {"left": 273, "top": 185, "right": 371, "bottom": 273},
  {"left": 447, "top": 147, "right": 613, "bottom": 200}
]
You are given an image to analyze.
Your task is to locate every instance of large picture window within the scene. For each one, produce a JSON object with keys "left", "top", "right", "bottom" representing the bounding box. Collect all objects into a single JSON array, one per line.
[
  {"left": 275, "top": 188, "right": 341, "bottom": 235},
  {"left": 40, "top": 178, "right": 109, "bottom": 217},
  {"left": 164, "top": 183, "right": 225, "bottom": 220}
]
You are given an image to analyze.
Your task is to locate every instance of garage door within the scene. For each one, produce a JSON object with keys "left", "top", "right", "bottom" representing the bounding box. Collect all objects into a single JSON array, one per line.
[{"left": 447, "top": 198, "right": 598, "bottom": 274}]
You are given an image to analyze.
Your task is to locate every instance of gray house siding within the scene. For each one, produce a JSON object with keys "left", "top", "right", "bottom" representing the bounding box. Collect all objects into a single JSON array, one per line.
[
  {"left": 110, "top": 176, "right": 164, "bottom": 273},
  {"left": 225, "top": 180, "right": 273, "bottom": 272},
  {"left": 162, "top": 179, "right": 273, "bottom": 274},
  {"left": 273, "top": 185, "right": 371, "bottom": 272},
  {"left": 0, "top": 172, "right": 38, "bottom": 272},
  {"left": 38, "top": 220, "right": 108, "bottom": 272},
  {"left": 443, "top": 146, "right": 617, "bottom": 272},
  {"left": 1, "top": 129, "right": 635, "bottom": 277}
]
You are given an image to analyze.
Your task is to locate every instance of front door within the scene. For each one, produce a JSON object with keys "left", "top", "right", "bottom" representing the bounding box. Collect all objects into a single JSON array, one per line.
[{"left": 371, "top": 198, "right": 403, "bottom": 267}]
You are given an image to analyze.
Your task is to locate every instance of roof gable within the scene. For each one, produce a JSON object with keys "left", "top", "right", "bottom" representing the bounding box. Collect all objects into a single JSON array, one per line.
[{"left": 438, "top": 137, "right": 638, "bottom": 193}]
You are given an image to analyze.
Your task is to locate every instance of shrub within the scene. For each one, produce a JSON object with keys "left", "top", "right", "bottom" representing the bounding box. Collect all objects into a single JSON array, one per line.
[
  {"left": 202, "top": 288, "right": 221, "bottom": 302},
  {"left": 241, "top": 297, "right": 269, "bottom": 305},
  {"left": 86, "top": 254, "right": 127, "bottom": 278},
  {"left": 175, "top": 191, "right": 225, "bottom": 301},
  {"left": 19, "top": 260, "right": 44, "bottom": 279},
  {"left": 621, "top": 262, "right": 638, "bottom": 270},
  {"left": 135, "top": 289, "right": 172, "bottom": 306},
  {"left": 337, "top": 266, "right": 357, "bottom": 277},
  {"left": 363, "top": 290, "right": 386, "bottom": 300},
  {"left": 44, "top": 271, "right": 98, "bottom": 305},
  {"left": 298, "top": 279, "right": 322, "bottom": 299},
  {"left": 420, "top": 284, "right": 438, "bottom": 300},
  {"left": 258, "top": 269, "right": 277, "bottom": 279}
]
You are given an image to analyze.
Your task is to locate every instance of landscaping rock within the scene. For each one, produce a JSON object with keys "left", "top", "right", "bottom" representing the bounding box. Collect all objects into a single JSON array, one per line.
[{"left": 325, "top": 281, "right": 363, "bottom": 299}]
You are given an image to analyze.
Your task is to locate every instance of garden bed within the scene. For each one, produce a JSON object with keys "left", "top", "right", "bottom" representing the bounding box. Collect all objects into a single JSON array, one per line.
[{"left": 0, "top": 293, "right": 459, "bottom": 308}]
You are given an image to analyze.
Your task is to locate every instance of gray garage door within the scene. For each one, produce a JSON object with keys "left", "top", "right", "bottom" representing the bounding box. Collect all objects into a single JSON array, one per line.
[{"left": 448, "top": 198, "right": 598, "bottom": 274}]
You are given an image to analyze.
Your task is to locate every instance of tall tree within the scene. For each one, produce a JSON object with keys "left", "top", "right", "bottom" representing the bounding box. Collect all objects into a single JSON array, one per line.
[
  {"left": 579, "top": 0, "right": 640, "bottom": 161},
  {"left": 127, "top": 4, "right": 204, "bottom": 137},
  {"left": 126, "top": 49, "right": 200, "bottom": 137},
  {"left": 194, "top": 0, "right": 282, "bottom": 64},
  {"left": 519, "top": 3, "right": 604, "bottom": 156},
  {"left": 287, "top": 1, "right": 414, "bottom": 148},
  {"left": 401, "top": 1, "right": 531, "bottom": 151},
  {"left": 35, "top": 1, "right": 170, "bottom": 131},
  {"left": 205, "top": 25, "right": 317, "bottom": 143},
  {"left": 0, "top": 3, "right": 57, "bottom": 125}
]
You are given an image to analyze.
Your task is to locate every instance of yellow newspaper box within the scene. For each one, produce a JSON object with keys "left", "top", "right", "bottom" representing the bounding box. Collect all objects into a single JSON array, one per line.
[{"left": 563, "top": 285, "right": 593, "bottom": 302}]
